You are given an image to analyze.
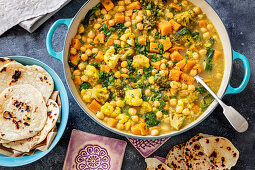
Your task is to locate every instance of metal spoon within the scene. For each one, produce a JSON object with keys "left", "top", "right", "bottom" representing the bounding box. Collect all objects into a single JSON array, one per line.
[{"left": 194, "top": 75, "right": 248, "bottom": 133}]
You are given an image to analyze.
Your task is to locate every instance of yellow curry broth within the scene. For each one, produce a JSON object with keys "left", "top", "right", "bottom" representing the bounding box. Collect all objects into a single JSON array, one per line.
[{"left": 68, "top": 0, "right": 224, "bottom": 136}]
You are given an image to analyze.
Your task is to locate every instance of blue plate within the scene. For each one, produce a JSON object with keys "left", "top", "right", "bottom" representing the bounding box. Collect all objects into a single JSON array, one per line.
[{"left": 0, "top": 56, "right": 69, "bottom": 167}]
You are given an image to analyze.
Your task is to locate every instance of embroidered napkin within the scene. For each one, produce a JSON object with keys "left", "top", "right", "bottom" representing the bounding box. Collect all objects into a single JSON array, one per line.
[
  {"left": 127, "top": 137, "right": 170, "bottom": 158},
  {"left": 0, "top": 0, "right": 71, "bottom": 35},
  {"left": 63, "top": 130, "right": 127, "bottom": 170}
]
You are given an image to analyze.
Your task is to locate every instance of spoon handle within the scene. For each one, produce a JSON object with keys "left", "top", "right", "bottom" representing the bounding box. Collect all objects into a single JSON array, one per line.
[{"left": 194, "top": 76, "right": 248, "bottom": 133}]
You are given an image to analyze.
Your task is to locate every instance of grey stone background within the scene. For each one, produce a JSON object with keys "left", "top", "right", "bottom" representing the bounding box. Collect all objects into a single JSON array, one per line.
[{"left": 0, "top": 0, "right": 254, "bottom": 169}]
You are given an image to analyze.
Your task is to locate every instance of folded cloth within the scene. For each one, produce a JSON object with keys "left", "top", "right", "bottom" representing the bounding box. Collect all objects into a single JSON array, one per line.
[
  {"left": 127, "top": 137, "right": 170, "bottom": 158},
  {"left": 63, "top": 130, "right": 127, "bottom": 170},
  {"left": 0, "top": 0, "right": 71, "bottom": 36}
]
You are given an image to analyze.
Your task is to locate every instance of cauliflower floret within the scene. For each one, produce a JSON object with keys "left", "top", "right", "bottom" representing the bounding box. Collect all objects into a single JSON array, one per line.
[
  {"left": 101, "top": 102, "right": 114, "bottom": 116},
  {"left": 81, "top": 89, "right": 93, "bottom": 103},
  {"left": 174, "top": 10, "right": 196, "bottom": 28},
  {"left": 125, "top": 89, "right": 143, "bottom": 106},
  {"left": 120, "top": 48, "right": 135, "bottom": 60},
  {"left": 140, "top": 102, "right": 153, "bottom": 114},
  {"left": 170, "top": 113, "right": 185, "bottom": 130},
  {"left": 104, "top": 47, "right": 120, "bottom": 69},
  {"left": 120, "top": 33, "right": 135, "bottom": 41},
  {"left": 116, "top": 114, "right": 130, "bottom": 124},
  {"left": 132, "top": 54, "right": 150, "bottom": 68},
  {"left": 92, "top": 87, "right": 110, "bottom": 104},
  {"left": 111, "top": 107, "right": 121, "bottom": 117},
  {"left": 84, "top": 65, "right": 99, "bottom": 86}
]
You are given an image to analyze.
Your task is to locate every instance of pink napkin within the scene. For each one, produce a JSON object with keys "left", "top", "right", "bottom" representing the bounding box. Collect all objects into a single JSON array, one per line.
[
  {"left": 63, "top": 130, "right": 127, "bottom": 170},
  {"left": 127, "top": 137, "right": 170, "bottom": 158}
]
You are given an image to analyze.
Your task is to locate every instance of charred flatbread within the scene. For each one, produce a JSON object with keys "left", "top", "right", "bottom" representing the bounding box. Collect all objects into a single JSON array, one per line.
[
  {"left": 0, "top": 57, "right": 16, "bottom": 68},
  {"left": 146, "top": 158, "right": 173, "bottom": 170},
  {"left": 165, "top": 143, "right": 186, "bottom": 170}
]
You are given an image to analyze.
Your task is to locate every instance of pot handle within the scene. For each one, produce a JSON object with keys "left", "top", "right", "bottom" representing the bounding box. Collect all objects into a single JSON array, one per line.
[
  {"left": 225, "top": 50, "right": 250, "bottom": 95},
  {"left": 46, "top": 19, "right": 72, "bottom": 62}
]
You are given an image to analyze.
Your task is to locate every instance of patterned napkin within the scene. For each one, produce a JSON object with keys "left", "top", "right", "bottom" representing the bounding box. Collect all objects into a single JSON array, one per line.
[
  {"left": 63, "top": 130, "right": 127, "bottom": 170},
  {"left": 127, "top": 137, "right": 170, "bottom": 158}
]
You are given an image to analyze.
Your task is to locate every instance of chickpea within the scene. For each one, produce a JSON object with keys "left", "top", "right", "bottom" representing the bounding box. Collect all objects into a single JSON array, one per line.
[
  {"left": 199, "top": 49, "right": 207, "bottom": 56},
  {"left": 188, "top": 84, "right": 195, "bottom": 91},
  {"left": 100, "top": 9, "right": 106, "bottom": 15},
  {"left": 128, "top": 108, "right": 137, "bottom": 116},
  {"left": 105, "top": 14, "right": 112, "bottom": 20},
  {"left": 182, "top": 108, "right": 190, "bottom": 115},
  {"left": 121, "top": 68, "right": 129, "bottom": 74},
  {"left": 116, "top": 123, "right": 124, "bottom": 130},
  {"left": 149, "top": 36, "right": 155, "bottom": 42},
  {"left": 167, "top": 61, "right": 174, "bottom": 68},
  {"left": 176, "top": 105, "right": 184, "bottom": 114},
  {"left": 148, "top": 76, "right": 155, "bottom": 84},
  {"left": 152, "top": 69, "right": 157, "bottom": 75},
  {"left": 178, "top": 100, "right": 184, "bottom": 106},
  {"left": 170, "top": 81, "right": 180, "bottom": 89},
  {"left": 207, "top": 24, "right": 214, "bottom": 30},
  {"left": 125, "top": 21, "right": 132, "bottom": 27},
  {"left": 118, "top": 1, "right": 125, "bottom": 5},
  {"left": 110, "top": 101, "right": 116, "bottom": 107},
  {"left": 181, "top": 0, "right": 188, "bottom": 7},
  {"left": 154, "top": 101, "right": 160, "bottom": 108},
  {"left": 136, "top": 16, "right": 143, "bottom": 23},
  {"left": 145, "top": 89, "right": 151, "bottom": 96},
  {"left": 125, "top": 16, "right": 131, "bottom": 22},
  {"left": 121, "top": 61, "right": 128, "bottom": 68},
  {"left": 152, "top": 107, "right": 157, "bottom": 112},
  {"left": 137, "top": 23, "right": 143, "bottom": 30},
  {"left": 151, "top": 129, "right": 160, "bottom": 136},
  {"left": 75, "top": 34, "right": 81, "bottom": 39},
  {"left": 198, "top": 14, "right": 204, "bottom": 19},
  {"left": 86, "top": 49, "right": 92, "bottom": 56},
  {"left": 156, "top": 111, "right": 163, "bottom": 119},
  {"left": 118, "top": 6, "right": 125, "bottom": 12},
  {"left": 131, "top": 115, "right": 139, "bottom": 122},
  {"left": 92, "top": 48, "right": 98, "bottom": 54},
  {"left": 116, "top": 100, "right": 125, "bottom": 107},
  {"left": 70, "top": 48, "right": 77, "bottom": 55},
  {"left": 160, "top": 63, "right": 166, "bottom": 70},
  {"left": 216, "top": 73, "right": 222, "bottom": 79},
  {"left": 192, "top": 52, "right": 199, "bottom": 59},
  {"left": 121, "top": 41, "right": 126, "bottom": 48},
  {"left": 203, "top": 32, "right": 211, "bottom": 40},
  {"left": 137, "top": 69, "right": 143, "bottom": 74},
  {"left": 124, "top": 0, "right": 131, "bottom": 5},
  {"left": 114, "top": 40, "right": 121, "bottom": 45},
  {"left": 81, "top": 35, "right": 86, "bottom": 43},
  {"left": 96, "top": 111, "right": 104, "bottom": 120},
  {"left": 81, "top": 75, "right": 88, "bottom": 82},
  {"left": 80, "top": 46, "right": 86, "bottom": 52},
  {"left": 182, "top": 83, "right": 188, "bottom": 90},
  {"left": 200, "top": 27, "right": 207, "bottom": 33},
  {"left": 78, "top": 63, "right": 86, "bottom": 70},
  {"left": 73, "top": 70, "right": 81, "bottom": 76},
  {"left": 165, "top": 12, "right": 174, "bottom": 19},
  {"left": 171, "top": 88, "right": 177, "bottom": 95},
  {"left": 81, "top": 54, "right": 88, "bottom": 61},
  {"left": 88, "top": 30, "right": 95, "bottom": 39},
  {"left": 94, "top": 23, "right": 101, "bottom": 30},
  {"left": 190, "top": 69, "right": 198, "bottom": 77},
  {"left": 78, "top": 24, "right": 85, "bottom": 33},
  {"left": 170, "top": 99, "right": 177, "bottom": 106},
  {"left": 87, "top": 38, "right": 93, "bottom": 43},
  {"left": 121, "top": 74, "right": 130, "bottom": 78},
  {"left": 125, "top": 28, "right": 131, "bottom": 34},
  {"left": 159, "top": 70, "right": 166, "bottom": 76},
  {"left": 114, "top": 71, "right": 121, "bottom": 78},
  {"left": 193, "top": 6, "right": 201, "bottom": 14}
]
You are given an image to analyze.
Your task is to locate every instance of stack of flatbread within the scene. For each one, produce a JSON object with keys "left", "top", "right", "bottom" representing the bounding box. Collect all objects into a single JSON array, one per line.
[
  {"left": 145, "top": 133, "right": 239, "bottom": 170},
  {"left": 0, "top": 57, "right": 60, "bottom": 153}
]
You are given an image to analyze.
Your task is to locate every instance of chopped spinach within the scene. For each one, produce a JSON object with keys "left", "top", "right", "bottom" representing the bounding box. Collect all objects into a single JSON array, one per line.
[
  {"left": 81, "top": 3, "right": 101, "bottom": 27},
  {"left": 205, "top": 47, "right": 215, "bottom": 71},
  {"left": 202, "top": 94, "right": 214, "bottom": 111},
  {"left": 79, "top": 82, "right": 92, "bottom": 91},
  {"left": 210, "top": 37, "right": 215, "bottom": 47},
  {"left": 195, "top": 87, "right": 207, "bottom": 94},
  {"left": 145, "top": 112, "right": 160, "bottom": 127}
]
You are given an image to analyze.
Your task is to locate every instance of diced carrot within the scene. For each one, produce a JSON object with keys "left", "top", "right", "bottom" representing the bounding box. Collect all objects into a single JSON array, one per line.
[
  {"left": 95, "top": 84, "right": 103, "bottom": 88},
  {"left": 170, "top": 51, "right": 184, "bottom": 61},
  {"left": 150, "top": 43, "right": 160, "bottom": 53},
  {"left": 101, "top": 0, "right": 114, "bottom": 11},
  {"left": 139, "top": 123, "right": 148, "bottom": 136},
  {"left": 164, "top": 102, "right": 170, "bottom": 110},
  {"left": 107, "top": 118, "right": 118, "bottom": 127},
  {"left": 169, "top": 46, "right": 185, "bottom": 52},
  {"left": 115, "top": 12, "right": 125, "bottom": 23},
  {"left": 70, "top": 54, "right": 80, "bottom": 66},
  {"left": 163, "top": 52, "right": 170, "bottom": 59},
  {"left": 158, "top": 21, "right": 172, "bottom": 36},
  {"left": 148, "top": 126, "right": 160, "bottom": 134},
  {"left": 71, "top": 39, "right": 82, "bottom": 50},
  {"left": 84, "top": 44, "right": 93, "bottom": 49},
  {"left": 73, "top": 76, "right": 82, "bottom": 85},
  {"left": 193, "top": 64, "right": 203, "bottom": 73},
  {"left": 180, "top": 73, "right": 195, "bottom": 85},
  {"left": 88, "top": 99, "right": 102, "bottom": 113},
  {"left": 160, "top": 37, "right": 172, "bottom": 51},
  {"left": 138, "top": 35, "right": 147, "bottom": 45},
  {"left": 151, "top": 61, "right": 161, "bottom": 70},
  {"left": 170, "top": 3, "right": 182, "bottom": 11},
  {"left": 95, "top": 51, "right": 105, "bottom": 62},
  {"left": 182, "top": 60, "right": 196, "bottom": 72},
  {"left": 127, "top": 1, "right": 141, "bottom": 10},
  {"left": 176, "top": 59, "right": 186, "bottom": 69},
  {"left": 213, "top": 51, "right": 222, "bottom": 61},
  {"left": 169, "top": 70, "right": 182, "bottom": 81},
  {"left": 126, "top": 10, "right": 133, "bottom": 17},
  {"left": 100, "top": 65, "right": 111, "bottom": 73},
  {"left": 170, "top": 19, "right": 181, "bottom": 31},
  {"left": 191, "top": 105, "right": 200, "bottom": 113},
  {"left": 131, "top": 124, "right": 141, "bottom": 135},
  {"left": 189, "top": 44, "right": 198, "bottom": 52},
  {"left": 198, "top": 20, "right": 207, "bottom": 27},
  {"left": 94, "top": 33, "right": 105, "bottom": 44},
  {"left": 203, "top": 78, "right": 212, "bottom": 83}
]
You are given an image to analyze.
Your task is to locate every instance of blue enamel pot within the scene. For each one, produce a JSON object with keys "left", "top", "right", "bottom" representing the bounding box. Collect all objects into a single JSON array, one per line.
[
  {"left": 46, "top": 0, "right": 250, "bottom": 139},
  {"left": 0, "top": 56, "right": 69, "bottom": 167}
]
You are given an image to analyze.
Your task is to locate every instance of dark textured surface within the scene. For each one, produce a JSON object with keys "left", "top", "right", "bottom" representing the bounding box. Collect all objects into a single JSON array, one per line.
[{"left": 0, "top": 0, "right": 254, "bottom": 169}]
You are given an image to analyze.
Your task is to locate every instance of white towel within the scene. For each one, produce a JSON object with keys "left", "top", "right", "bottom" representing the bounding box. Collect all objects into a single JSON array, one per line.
[{"left": 0, "top": 0, "right": 71, "bottom": 36}]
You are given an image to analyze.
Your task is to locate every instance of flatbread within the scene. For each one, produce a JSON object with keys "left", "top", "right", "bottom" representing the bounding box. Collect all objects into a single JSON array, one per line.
[
  {"left": 199, "top": 137, "right": 239, "bottom": 170},
  {"left": 0, "top": 138, "right": 10, "bottom": 144},
  {"left": 0, "top": 84, "right": 47, "bottom": 141},
  {"left": 2, "top": 99, "right": 59, "bottom": 152},
  {"left": 184, "top": 133, "right": 215, "bottom": 170},
  {"left": 146, "top": 158, "right": 173, "bottom": 170},
  {"left": 165, "top": 143, "right": 186, "bottom": 170},
  {"left": 0, "top": 57, "right": 17, "bottom": 68},
  {"left": 0, "top": 62, "right": 54, "bottom": 101}
]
